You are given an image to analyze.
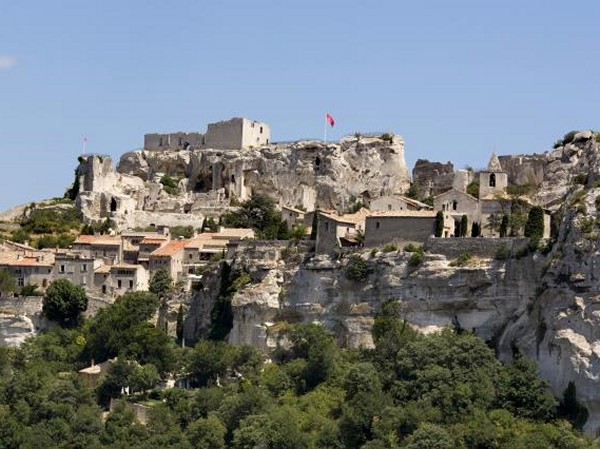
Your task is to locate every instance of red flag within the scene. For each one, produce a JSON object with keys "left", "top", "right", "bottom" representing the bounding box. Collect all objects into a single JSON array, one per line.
[{"left": 326, "top": 113, "right": 335, "bottom": 127}]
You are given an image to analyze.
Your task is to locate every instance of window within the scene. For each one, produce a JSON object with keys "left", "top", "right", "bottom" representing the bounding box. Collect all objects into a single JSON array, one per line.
[
  {"left": 189, "top": 253, "right": 193, "bottom": 259},
  {"left": 489, "top": 173, "right": 496, "bottom": 187},
  {"left": 388, "top": 204, "right": 392, "bottom": 211},
  {"left": 159, "top": 137, "right": 163, "bottom": 146},
  {"left": 376, "top": 221, "right": 380, "bottom": 229},
  {"left": 452, "top": 201, "right": 458, "bottom": 211},
  {"left": 82, "top": 264, "right": 87, "bottom": 272},
  {"left": 231, "top": 174, "right": 235, "bottom": 183},
  {"left": 129, "top": 280, "right": 134, "bottom": 289},
  {"left": 59, "top": 265, "right": 65, "bottom": 273},
  {"left": 324, "top": 222, "right": 329, "bottom": 231},
  {"left": 102, "top": 285, "right": 107, "bottom": 294},
  {"left": 42, "top": 279, "right": 47, "bottom": 288},
  {"left": 117, "top": 280, "right": 122, "bottom": 288},
  {"left": 260, "top": 126, "right": 263, "bottom": 134},
  {"left": 18, "top": 278, "right": 24, "bottom": 287}
]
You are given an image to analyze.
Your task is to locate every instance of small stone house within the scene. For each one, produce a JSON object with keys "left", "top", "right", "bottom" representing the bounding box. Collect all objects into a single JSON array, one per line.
[
  {"left": 53, "top": 252, "right": 99, "bottom": 289},
  {"left": 364, "top": 211, "right": 454, "bottom": 247},
  {"left": 315, "top": 209, "right": 369, "bottom": 254},
  {"left": 370, "top": 195, "right": 433, "bottom": 212},
  {"left": 72, "top": 235, "right": 123, "bottom": 265},
  {"left": 149, "top": 240, "right": 189, "bottom": 283},
  {"left": 0, "top": 249, "right": 55, "bottom": 293}
]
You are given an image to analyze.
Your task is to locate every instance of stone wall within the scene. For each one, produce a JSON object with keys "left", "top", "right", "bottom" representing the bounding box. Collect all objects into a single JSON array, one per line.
[
  {"left": 499, "top": 154, "right": 548, "bottom": 186},
  {"left": 0, "top": 296, "right": 43, "bottom": 315},
  {"left": 205, "top": 118, "right": 245, "bottom": 149},
  {"left": 144, "top": 132, "right": 205, "bottom": 151},
  {"left": 425, "top": 237, "right": 529, "bottom": 259},
  {"left": 412, "top": 159, "right": 455, "bottom": 197},
  {"left": 364, "top": 215, "right": 436, "bottom": 247}
]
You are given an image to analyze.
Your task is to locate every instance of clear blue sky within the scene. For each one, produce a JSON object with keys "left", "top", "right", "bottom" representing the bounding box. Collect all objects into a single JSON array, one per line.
[{"left": 1, "top": 1, "right": 599, "bottom": 211}]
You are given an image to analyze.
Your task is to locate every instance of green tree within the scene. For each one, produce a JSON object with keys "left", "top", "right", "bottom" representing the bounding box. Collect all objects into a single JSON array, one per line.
[
  {"left": 460, "top": 214, "right": 468, "bottom": 237},
  {"left": 434, "top": 211, "right": 444, "bottom": 237},
  {"left": 524, "top": 206, "right": 545, "bottom": 240},
  {"left": 471, "top": 221, "right": 481, "bottom": 237},
  {"left": 558, "top": 381, "right": 588, "bottom": 430},
  {"left": 499, "top": 214, "right": 509, "bottom": 237},
  {"left": 187, "top": 415, "right": 227, "bottom": 449},
  {"left": 149, "top": 268, "right": 173, "bottom": 299},
  {"left": 0, "top": 269, "right": 17, "bottom": 295},
  {"left": 42, "top": 279, "right": 87, "bottom": 328},
  {"left": 221, "top": 193, "right": 287, "bottom": 239},
  {"left": 405, "top": 423, "right": 454, "bottom": 449},
  {"left": 176, "top": 304, "right": 185, "bottom": 343}
]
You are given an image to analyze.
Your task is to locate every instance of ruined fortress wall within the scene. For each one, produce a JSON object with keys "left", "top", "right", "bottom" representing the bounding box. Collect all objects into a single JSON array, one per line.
[
  {"left": 240, "top": 118, "right": 270, "bottom": 148},
  {"left": 498, "top": 154, "right": 548, "bottom": 186},
  {"left": 364, "top": 216, "right": 436, "bottom": 247},
  {"left": 144, "top": 132, "right": 205, "bottom": 151},
  {"left": 205, "top": 118, "right": 244, "bottom": 149},
  {"left": 425, "top": 237, "right": 529, "bottom": 259},
  {"left": 412, "top": 159, "right": 455, "bottom": 197}
]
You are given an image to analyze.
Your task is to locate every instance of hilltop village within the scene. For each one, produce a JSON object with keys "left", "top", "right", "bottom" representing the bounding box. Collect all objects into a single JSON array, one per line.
[{"left": 0, "top": 117, "right": 554, "bottom": 302}]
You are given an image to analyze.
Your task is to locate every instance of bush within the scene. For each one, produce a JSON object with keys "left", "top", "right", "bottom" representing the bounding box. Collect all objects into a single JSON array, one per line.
[
  {"left": 435, "top": 211, "right": 444, "bottom": 237},
  {"left": 450, "top": 252, "right": 472, "bottom": 267},
  {"left": 563, "top": 130, "right": 578, "bottom": 145},
  {"left": 495, "top": 245, "right": 510, "bottom": 260},
  {"left": 408, "top": 252, "right": 424, "bottom": 267},
  {"left": 573, "top": 174, "right": 588, "bottom": 186},
  {"left": 382, "top": 243, "right": 397, "bottom": 253},
  {"left": 345, "top": 255, "right": 372, "bottom": 281},
  {"left": 170, "top": 225, "right": 194, "bottom": 239},
  {"left": 466, "top": 182, "right": 479, "bottom": 198},
  {"left": 160, "top": 175, "right": 179, "bottom": 195},
  {"left": 380, "top": 133, "right": 394, "bottom": 143},
  {"left": 404, "top": 243, "right": 423, "bottom": 253}
]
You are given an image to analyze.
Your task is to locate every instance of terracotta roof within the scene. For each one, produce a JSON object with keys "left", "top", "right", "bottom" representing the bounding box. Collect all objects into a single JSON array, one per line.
[
  {"left": 317, "top": 208, "right": 370, "bottom": 225},
  {"left": 110, "top": 263, "right": 139, "bottom": 270},
  {"left": 150, "top": 240, "right": 188, "bottom": 257},
  {"left": 140, "top": 237, "right": 169, "bottom": 245},
  {"left": 0, "top": 251, "right": 55, "bottom": 267},
  {"left": 74, "top": 235, "right": 122, "bottom": 246}
]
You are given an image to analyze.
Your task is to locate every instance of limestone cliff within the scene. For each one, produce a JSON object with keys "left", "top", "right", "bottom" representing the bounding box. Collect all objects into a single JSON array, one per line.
[{"left": 76, "top": 135, "right": 411, "bottom": 230}]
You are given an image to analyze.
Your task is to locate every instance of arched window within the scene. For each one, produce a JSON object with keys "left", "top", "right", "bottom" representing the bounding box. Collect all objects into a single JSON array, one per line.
[
  {"left": 110, "top": 197, "right": 118, "bottom": 212},
  {"left": 489, "top": 173, "right": 496, "bottom": 187},
  {"left": 452, "top": 201, "right": 458, "bottom": 211}
]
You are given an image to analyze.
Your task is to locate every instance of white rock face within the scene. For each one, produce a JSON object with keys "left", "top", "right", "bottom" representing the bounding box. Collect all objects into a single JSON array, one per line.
[
  {"left": 76, "top": 136, "right": 411, "bottom": 229},
  {"left": 0, "top": 314, "right": 36, "bottom": 346}
]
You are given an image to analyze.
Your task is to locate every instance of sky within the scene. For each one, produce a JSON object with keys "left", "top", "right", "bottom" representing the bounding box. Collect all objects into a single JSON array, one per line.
[{"left": 1, "top": 1, "right": 599, "bottom": 211}]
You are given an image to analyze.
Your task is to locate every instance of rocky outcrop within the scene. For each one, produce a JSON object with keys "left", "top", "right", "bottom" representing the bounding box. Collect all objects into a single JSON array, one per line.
[
  {"left": 412, "top": 159, "right": 455, "bottom": 197},
  {"left": 75, "top": 135, "right": 411, "bottom": 230}
]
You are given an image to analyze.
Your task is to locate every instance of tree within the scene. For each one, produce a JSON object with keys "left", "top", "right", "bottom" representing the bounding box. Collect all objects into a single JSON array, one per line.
[
  {"left": 524, "top": 206, "right": 545, "bottom": 240},
  {"left": 42, "top": 279, "right": 87, "bottom": 327},
  {"left": 460, "top": 214, "right": 468, "bottom": 237},
  {"left": 149, "top": 268, "right": 173, "bottom": 299},
  {"left": 471, "top": 222, "right": 481, "bottom": 237},
  {"left": 186, "top": 415, "right": 227, "bottom": 449},
  {"left": 0, "top": 269, "right": 16, "bottom": 295},
  {"left": 405, "top": 423, "right": 454, "bottom": 449},
  {"left": 558, "top": 381, "right": 588, "bottom": 430},
  {"left": 499, "top": 214, "right": 509, "bottom": 237},
  {"left": 434, "top": 211, "right": 444, "bottom": 237},
  {"left": 176, "top": 304, "right": 185, "bottom": 343},
  {"left": 221, "top": 193, "right": 287, "bottom": 239}
]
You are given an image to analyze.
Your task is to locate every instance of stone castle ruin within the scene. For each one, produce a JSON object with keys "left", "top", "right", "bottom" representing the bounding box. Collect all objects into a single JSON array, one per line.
[
  {"left": 143, "top": 117, "right": 271, "bottom": 151},
  {"left": 75, "top": 118, "right": 411, "bottom": 230}
]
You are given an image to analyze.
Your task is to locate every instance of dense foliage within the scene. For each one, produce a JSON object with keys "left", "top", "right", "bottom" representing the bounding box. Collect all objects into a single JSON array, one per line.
[
  {"left": 524, "top": 206, "right": 545, "bottom": 240},
  {"left": 0, "top": 293, "right": 595, "bottom": 448},
  {"left": 221, "top": 193, "right": 289, "bottom": 239},
  {"left": 42, "top": 278, "right": 88, "bottom": 328}
]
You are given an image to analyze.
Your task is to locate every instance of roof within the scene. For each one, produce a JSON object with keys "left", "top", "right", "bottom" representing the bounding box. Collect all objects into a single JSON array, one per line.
[
  {"left": 486, "top": 152, "right": 504, "bottom": 173},
  {"left": 317, "top": 208, "right": 370, "bottom": 225},
  {"left": 213, "top": 228, "right": 255, "bottom": 239},
  {"left": 433, "top": 188, "right": 479, "bottom": 202},
  {"left": 150, "top": 240, "right": 188, "bottom": 257},
  {"left": 282, "top": 205, "right": 308, "bottom": 215},
  {"left": 140, "top": 237, "right": 169, "bottom": 245},
  {"left": 74, "top": 235, "right": 122, "bottom": 246},
  {"left": 110, "top": 263, "right": 139, "bottom": 270},
  {"left": 367, "top": 210, "right": 438, "bottom": 218},
  {"left": 0, "top": 251, "right": 55, "bottom": 267}
]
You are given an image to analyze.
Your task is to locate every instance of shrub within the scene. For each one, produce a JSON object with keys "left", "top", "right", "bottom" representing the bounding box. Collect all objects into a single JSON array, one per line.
[
  {"left": 42, "top": 278, "right": 88, "bottom": 328},
  {"left": 495, "top": 245, "right": 510, "bottom": 260},
  {"left": 170, "top": 225, "right": 194, "bottom": 239},
  {"left": 404, "top": 243, "right": 422, "bottom": 253},
  {"left": 563, "top": 130, "right": 578, "bottom": 145},
  {"left": 408, "top": 252, "right": 424, "bottom": 267},
  {"left": 345, "top": 255, "right": 372, "bottom": 281},
  {"left": 450, "top": 252, "right": 472, "bottom": 267},
  {"left": 573, "top": 174, "right": 588, "bottom": 186},
  {"left": 382, "top": 243, "right": 397, "bottom": 253},
  {"left": 380, "top": 133, "right": 394, "bottom": 143},
  {"left": 160, "top": 175, "right": 179, "bottom": 195},
  {"left": 466, "top": 182, "right": 480, "bottom": 198}
]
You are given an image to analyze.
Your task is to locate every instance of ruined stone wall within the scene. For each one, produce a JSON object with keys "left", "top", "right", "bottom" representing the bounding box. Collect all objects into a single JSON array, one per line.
[
  {"left": 412, "top": 159, "right": 455, "bottom": 197},
  {"left": 425, "top": 236, "right": 529, "bottom": 259},
  {"left": 364, "top": 216, "right": 436, "bottom": 247},
  {"left": 499, "top": 154, "right": 548, "bottom": 186},
  {"left": 144, "top": 132, "right": 205, "bottom": 151},
  {"left": 205, "top": 118, "right": 244, "bottom": 149}
]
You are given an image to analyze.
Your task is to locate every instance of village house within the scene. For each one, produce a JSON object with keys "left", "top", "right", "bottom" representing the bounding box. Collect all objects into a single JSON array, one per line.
[
  {"left": 315, "top": 208, "right": 369, "bottom": 254},
  {"left": 121, "top": 230, "right": 170, "bottom": 264},
  {"left": 148, "top": 240, "right": 189, "bottom": 283},
  {"left": 0, "top": 249, "right": 55, "bottom": 294},
  {"left": 137, "top": 235, "right": 170, "bottom": 266},
  {"left": 281, "top": 206, "right": 314, "bottom": 232},
  {"left": 364, "top": 211, "right": 454, "bottom": 247},
  {"left": 369, "top": 195, "right": 433, "bottom": 212},
  {"left": 53, "top": 251, "right": 99, "bottom": 289},
  {"left": 72, "top": 235, "right": 123, "bottom": 265}
]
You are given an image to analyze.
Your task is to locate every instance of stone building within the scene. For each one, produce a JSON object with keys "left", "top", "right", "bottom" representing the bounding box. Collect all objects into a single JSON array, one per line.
[
  {"left": 53, "top": 252, "right": 98, "bottom": 289},
  {"left": 315, "top": 209, "right": 369, "bottom": 254},
  {"left": 144, "top": 117, "right": 271, "bottom": 151},
  {"left": 0, "top": 250, "right": 55, "bottom": 293},
  {"left": 370, "top": 195, "right": 432, "bottom": 212},
  {"left": 364, "top": 211, "right": 454, "bottom": 246},
  {"left": 148, "top": 240, "right": 188, "bottom": 283},
  {"left": 72, "top": 235, "right": 123, "bottom": 265}
]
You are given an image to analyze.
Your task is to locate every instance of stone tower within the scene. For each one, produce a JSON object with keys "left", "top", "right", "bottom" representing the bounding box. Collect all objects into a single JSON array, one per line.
[{"left": 479, "top": 152, "right": 508, "bottom": 199}]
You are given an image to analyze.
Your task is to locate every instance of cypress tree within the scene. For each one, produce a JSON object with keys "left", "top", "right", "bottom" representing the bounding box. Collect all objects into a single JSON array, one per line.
[
  {"left": 460, "top": 215, "right": 468, "bottom": 237},
  {"left": 524, "top": 206, "right": 545, "bottom": 239},
  {"left": 435, "top": 211, "right": 444, "bottom": 237}
]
